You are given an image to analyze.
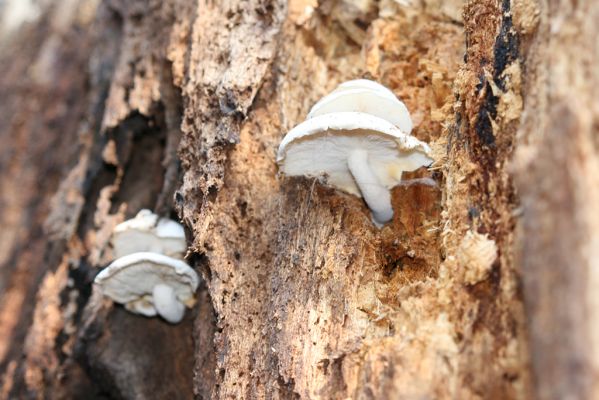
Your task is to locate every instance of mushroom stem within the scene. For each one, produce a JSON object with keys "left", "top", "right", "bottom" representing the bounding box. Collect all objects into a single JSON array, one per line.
[
  {"left": 347, "top": 149, "right": 393, "bottom": 225},
  {"left": 152, "top": 284, "right": 185, "bottom": 324}
]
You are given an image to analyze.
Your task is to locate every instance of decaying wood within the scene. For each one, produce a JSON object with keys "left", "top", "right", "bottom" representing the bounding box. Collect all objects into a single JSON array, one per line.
[
  {"left": 0, "top": 0, "right": 596, "bottom": 399},
  {"left": 513, "top": 1, "right": 599, "bottom": 399}
]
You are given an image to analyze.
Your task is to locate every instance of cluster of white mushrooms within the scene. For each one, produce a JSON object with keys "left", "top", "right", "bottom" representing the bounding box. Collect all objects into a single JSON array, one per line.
[
  {"left": 94, "top": 210, "right": 198, "bottom": 324},
  {"left": 92, "top": 79, "right": 430, "bottom": 323},
  {"left": 277, "top": 79, "right": 433, "bottom": 226}
]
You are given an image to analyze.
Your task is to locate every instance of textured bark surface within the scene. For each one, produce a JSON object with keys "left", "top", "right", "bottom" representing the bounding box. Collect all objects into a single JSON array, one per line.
[
  {"left": 0, "top": 0, "right": 595, "bottom": 399},
  {"left": 512, "top": 1, "right": 599, "bottom": 399}
]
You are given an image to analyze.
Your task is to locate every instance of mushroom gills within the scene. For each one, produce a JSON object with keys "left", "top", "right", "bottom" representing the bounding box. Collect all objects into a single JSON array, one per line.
[
  {"left": 347, "top": 149, "right": 394, "bottom": 225},
  {"left": 125, "top": 296, "right": 157, "bottom": 317},
  {"left": 152, "top": 283, "right": 186, "bottom": 324}
]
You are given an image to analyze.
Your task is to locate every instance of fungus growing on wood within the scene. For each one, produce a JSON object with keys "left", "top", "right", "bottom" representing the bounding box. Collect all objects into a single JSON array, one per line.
[
  {"left": 308, "top": 79, "right": 413, "bottom": 133},
  {"left": 94, "top": 252, "right": 199, "bottom": 324},
  {"left": 112, "top": 209, "right": 187, "bottom": 259},
  {"left": 277, "top": 110, "right": 432, "bottom": 226}
]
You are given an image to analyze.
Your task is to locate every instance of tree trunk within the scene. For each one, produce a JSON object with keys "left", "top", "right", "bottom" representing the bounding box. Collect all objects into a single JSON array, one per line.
[{"left": 0, "top": 0, "right": 596, "bottom": 399}]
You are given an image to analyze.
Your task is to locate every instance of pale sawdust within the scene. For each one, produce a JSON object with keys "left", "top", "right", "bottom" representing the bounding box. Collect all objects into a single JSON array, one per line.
[{"left": 458, "top": 231, "right": 498, "bottom": 285}]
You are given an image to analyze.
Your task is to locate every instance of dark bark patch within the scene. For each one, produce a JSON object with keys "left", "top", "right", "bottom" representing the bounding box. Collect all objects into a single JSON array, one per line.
[
  {"left": 475, "top": 80, "right": 499, "bottom": 147},
  {"left": 493, "top": 0, "right": 519, "bottom": 90}
]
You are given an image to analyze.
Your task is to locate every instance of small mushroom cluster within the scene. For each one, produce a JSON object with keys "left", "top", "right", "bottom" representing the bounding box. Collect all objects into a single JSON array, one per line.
[
  {"left": 277, "top": 79, "right": 433, "bottom": 226},
  {"left": 94, "top": 210, "right": 198, "bottom": 324}
]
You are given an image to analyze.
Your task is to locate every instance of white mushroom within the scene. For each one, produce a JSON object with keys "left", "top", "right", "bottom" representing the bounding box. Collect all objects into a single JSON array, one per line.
[
  {"left": 277, "top": 112, "right": 432, "bottom": 226},
  {"left": 112, "top": 209, "right": 187, "bottom": 259},
  {"left": 94, "top": 252, "right": 199, "bottom": 324},
  {"left": 308, "top": 79, "right": 413, "bottom": 133},
  {"left": 153, "top": 284, "right": 186, "bottom": 324},
  {"left": 336, "top": 79, "right": 398, "bottom": 96}
]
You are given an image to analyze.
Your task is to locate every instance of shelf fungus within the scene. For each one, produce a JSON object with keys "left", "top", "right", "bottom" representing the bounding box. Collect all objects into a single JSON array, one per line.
[
  {"left": 94, "top": 210, "right": 198, "bottom": 324},
  {"left": 95, "top": 252, "right": 198, "bottom": 324},
  {"left": 111, "top": 209, "right": 187, "bottom": 259},
  {"left": 308, "top": 79, "right": 413, "bottom": 134},
  {"left": 277, "top": 80, "right": 433, "bottom": 226}
]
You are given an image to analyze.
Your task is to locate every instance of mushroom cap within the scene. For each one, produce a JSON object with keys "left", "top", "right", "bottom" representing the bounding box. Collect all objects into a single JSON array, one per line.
[
  {"left": 94, "top": 252, "right": 199, "bottom": 315},
  {"left": 277, "top": 112, "right": 432, "bottom": 196},
  {"left": 308, "top": 80, "right": 413, "bottom": 133},
  {"left": 112, "top": 209, "right": 187, "bottom": 259},
  {"left": 327, "top": 79, "right": 398, "bottom": 101},
  {"left": 336, "top": 79, "right": 398, "bottom": 96}
]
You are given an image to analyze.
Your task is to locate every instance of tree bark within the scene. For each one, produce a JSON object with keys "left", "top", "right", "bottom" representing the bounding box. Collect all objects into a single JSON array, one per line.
[
  {"left": 512, "top": 1, "right": 599, "bottom": 398},
  {"left": 0, "top": 0, "right": 595, "bottom": 399}
]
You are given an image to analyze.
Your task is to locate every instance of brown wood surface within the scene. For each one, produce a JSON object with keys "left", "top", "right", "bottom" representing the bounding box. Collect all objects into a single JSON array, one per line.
[{"left": 0, "top": 0, "right": 595, "bottom": 399}]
